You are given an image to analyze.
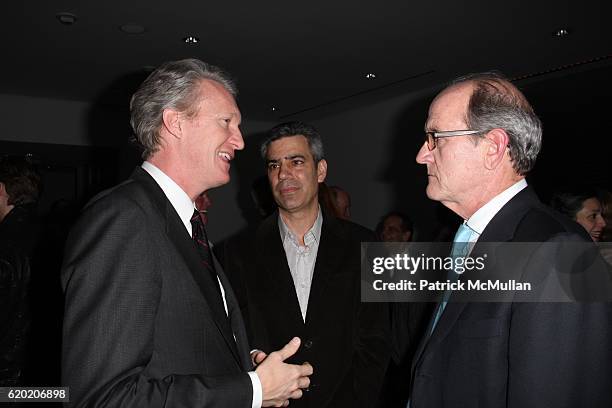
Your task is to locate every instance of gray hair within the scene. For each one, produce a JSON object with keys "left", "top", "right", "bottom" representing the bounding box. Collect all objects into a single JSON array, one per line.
[
  {"left": 130, "top": 58, "right": 237, "bottom": 159},
  {"left": 260, "top": 121, "right": 325, "bottom": 162},
  {"left": 450, "top": 72, "right": 542, "bottom": 175}
]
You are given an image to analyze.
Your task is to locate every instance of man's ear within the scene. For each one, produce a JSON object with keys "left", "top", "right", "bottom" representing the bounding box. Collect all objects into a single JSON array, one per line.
[
  {"left": 483, "top": 128, "right": 509, "bottom": 170},
  {"left": 317, "top": 159, "right": 328, "bottom": 183},
  {"left": 161, "top": 108, "right": 182, "bottom": 138}
]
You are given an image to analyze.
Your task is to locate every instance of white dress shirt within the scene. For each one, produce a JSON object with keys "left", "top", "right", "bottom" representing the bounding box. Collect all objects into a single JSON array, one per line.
[
  {"left": 409, "top": 178, "right": 529, "bottom": 408},
  {"left": 465, "top": 178, "right": 528, "bottom": 238},
  {"left": 278, "top": 208, "right": 323, "bottom": 322},
  {"left": 141, "top": 161, "right": 262, "bottom": 408}
]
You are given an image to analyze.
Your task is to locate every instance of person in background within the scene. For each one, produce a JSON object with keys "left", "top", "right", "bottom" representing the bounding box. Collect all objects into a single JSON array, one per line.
[
  {"left": 329, "top": 185, "right": 351, "bottom": 220},
  {"left": 221, "top": 121, "right": 389, "bottom": 408},
  {"left": 0, "top": 156, "right": 41, "bottom": 387},
  {"left": 551, "top": 187, "right": 607, "bottom": 242},
  {"left": 376, "top": 211, "right": 413, "bottom": 242}
]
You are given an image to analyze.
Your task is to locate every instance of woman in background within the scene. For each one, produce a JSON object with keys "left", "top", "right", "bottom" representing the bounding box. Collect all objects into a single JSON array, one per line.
[{"left": 551, "top": 187, "right": 607, "bottom": 242}]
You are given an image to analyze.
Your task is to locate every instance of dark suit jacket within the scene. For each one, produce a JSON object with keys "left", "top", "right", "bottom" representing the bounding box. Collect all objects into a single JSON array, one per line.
[
  {"left": 0, "top": 204, "right": 40, "bottom": 386},
  {"left": 403, "top": 186, "right": 612, "bottom": 408},
  {"left": 221, "top": 211, "right": 390, "bottom": 408},
  {"left": 61, "top": 167, "right": 254, "bottom": 407}
]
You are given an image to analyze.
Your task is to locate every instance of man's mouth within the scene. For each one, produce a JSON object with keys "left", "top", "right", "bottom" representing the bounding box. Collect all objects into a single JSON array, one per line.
[
  {"left": 218, "top": 151, "right": 233, "bottom": 162},
  {"left": 278, "top": 183, "right": 299, "bottom": 194}
]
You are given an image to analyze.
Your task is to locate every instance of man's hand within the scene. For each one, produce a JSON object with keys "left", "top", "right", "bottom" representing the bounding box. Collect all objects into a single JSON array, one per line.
[
  {"left": 256, "top": 337, "right": 313, "bottom": 407},
  {"left": 251, "top": 349, "right": 268, "bottom": 367}
]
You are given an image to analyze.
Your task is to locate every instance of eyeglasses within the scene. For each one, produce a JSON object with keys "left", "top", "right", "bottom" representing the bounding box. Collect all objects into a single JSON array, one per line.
[{"left": 424, "top": 129, "right": 481, "bottom": 151}]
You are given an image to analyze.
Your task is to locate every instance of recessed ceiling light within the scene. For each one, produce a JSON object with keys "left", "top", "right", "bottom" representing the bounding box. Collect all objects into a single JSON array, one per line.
[
  {"left": 183, "top": 36, "right": 200, "bottom": 44},
  {"left": 555, "top": 28, "right": 570, "bottom": 37},
  {"left": 271, "top": 106, "right": 277, "bottom": 112},
  {"left": 56, "top": 12, "right": 77, "bottom": 25},
  {"left": 365, "top": 73, "right": 377, "bottom": 79},
  {"left": 120, "top": 24, "right": 145, "bottom": 34}
]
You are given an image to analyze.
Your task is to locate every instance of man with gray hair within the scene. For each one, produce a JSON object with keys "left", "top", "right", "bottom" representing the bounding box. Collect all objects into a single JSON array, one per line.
[
  {"left": 62, "top": 59, "right": 312, "bottom": 407},
  {"left": 393, "top": 72, "right": 612, "bottom": 407},
  {"left": 221, "top": 121, "right": 389, "bottom": 407}
]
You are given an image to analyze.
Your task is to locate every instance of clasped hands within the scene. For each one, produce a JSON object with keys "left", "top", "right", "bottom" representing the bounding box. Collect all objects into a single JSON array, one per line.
[{"left": 254, "top": 337, "right": 313, "bottom": 407}]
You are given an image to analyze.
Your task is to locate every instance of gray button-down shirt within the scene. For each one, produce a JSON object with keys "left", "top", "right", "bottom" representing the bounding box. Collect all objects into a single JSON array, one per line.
[{"left": 278, "top": 208, "right": 323, "bottom": 321}]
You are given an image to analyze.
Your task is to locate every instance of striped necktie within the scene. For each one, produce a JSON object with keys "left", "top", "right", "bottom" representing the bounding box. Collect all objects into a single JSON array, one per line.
[{"left": 190, "top": 209, "right": 225, "bottom": 308}]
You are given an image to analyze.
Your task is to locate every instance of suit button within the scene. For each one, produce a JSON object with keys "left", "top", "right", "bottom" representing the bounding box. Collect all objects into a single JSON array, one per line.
[{"left": 304, "top": 339, "right": 313, "bottom": 349}]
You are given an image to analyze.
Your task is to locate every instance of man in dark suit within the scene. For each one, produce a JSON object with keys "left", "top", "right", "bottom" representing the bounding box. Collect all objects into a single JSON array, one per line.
[
  {"left": 221, "top": 121, "right": 389, "bottom": 408},
  {"left": 61, "top": 59, "right": 312, "bottom": 407},
  {"left": 394, "top": 72, "right": 612, "bottom": 407}
]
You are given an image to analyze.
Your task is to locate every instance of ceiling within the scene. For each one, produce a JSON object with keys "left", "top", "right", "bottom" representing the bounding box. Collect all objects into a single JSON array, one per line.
[{"left": 2, "top": 0, "right": 611, "bottom": 120}]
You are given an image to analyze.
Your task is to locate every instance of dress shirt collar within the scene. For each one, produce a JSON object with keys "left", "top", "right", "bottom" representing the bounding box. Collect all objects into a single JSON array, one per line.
[
  {"left": 141, "top": 161, "right": 195, "bottom": 234},
  {"left": 278, "top": 206, "right": 323, "bottom": 248},
  {"left": 466, "top": 178, "right": 527, "bottom": 235}
]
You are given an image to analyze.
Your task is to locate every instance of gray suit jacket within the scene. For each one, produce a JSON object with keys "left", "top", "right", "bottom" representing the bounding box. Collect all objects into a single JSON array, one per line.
[{"left": 61, "top": 167, "right": 253, "bottom": 407}]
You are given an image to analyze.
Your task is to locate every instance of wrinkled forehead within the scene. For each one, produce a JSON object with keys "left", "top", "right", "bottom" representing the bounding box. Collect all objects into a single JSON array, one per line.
[
  {"left": 267, "top": 135, "right": 312, "bottom": 159},
  {"left": 426, "top": 83, "right": 474, "bottom": 129}
]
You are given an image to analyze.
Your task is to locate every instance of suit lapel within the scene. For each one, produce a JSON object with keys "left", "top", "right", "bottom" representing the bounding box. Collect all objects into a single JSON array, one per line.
[
  {"left": 306, "top": 213, "right": 347, "bottom": 326},
  {"left": 478, "top": 186, "right": 539, "bottom": 243},
  {"left": 257, "top": 214, "right": 305, "bottom": 327},
  {"left": 131, "top": 167, "right": 242, "bottom": 366},
  {"left": 413, "top": 187, "right": 539, "bottom": 370},
  {"left": 214, "top": 254, "right": 252, "bottom": 370}
]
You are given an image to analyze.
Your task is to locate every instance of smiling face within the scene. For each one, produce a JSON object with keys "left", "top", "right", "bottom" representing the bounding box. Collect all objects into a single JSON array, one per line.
[
  {"left": 178, "top": 79, "right": 244, "bottom": 194},
  {"left": 416, "top": 83, "right": 487, "bottom": 217},
  {"left": 266, "top": 135, "right": 327, "bottom": 216},
  {"left": 575, "top": 197, "right": 607, "bottom": 242}
]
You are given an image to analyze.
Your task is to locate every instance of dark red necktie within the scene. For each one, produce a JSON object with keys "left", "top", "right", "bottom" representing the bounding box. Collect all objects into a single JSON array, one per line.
[{"left": 190, "top": 209, "right": 224, "bottom": 305}]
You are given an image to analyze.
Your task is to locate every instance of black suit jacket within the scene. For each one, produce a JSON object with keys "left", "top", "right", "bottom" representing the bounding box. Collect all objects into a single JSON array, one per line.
[
  {"left": 221, "top": 211, "right": 390, "bottom": 408},
  {"left": 404, "top": 186, "right": 612, "bottom": 408},
  {"left": 61, "top": 167, "right": 254, "bottom": 407}
]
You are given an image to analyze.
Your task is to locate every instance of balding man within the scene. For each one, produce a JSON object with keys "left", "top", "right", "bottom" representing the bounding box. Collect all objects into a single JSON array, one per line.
[{"left": 399, "top": 72, "right": 612, "bottom": 407}]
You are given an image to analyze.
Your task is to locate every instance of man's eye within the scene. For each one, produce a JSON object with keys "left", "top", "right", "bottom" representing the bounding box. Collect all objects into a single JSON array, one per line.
[
  {"left": 267, "top": 163, "right": 279, "bottom": 170},
  {"left": 293, "top": 159, "right": 304, "bottom": 165}
]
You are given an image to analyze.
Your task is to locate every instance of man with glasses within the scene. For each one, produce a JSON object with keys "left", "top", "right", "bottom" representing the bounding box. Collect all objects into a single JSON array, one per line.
[{"left": 395, "top": 72, "right": 612, "bottom": 407}]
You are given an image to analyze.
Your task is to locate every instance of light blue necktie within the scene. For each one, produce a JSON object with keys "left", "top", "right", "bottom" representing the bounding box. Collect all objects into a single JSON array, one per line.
[
  {"left": 407, "top": 223, "right": 476, "bottom": 408},
  {"left": 429, "top": 222, "right": 475, "bottom": 334}
]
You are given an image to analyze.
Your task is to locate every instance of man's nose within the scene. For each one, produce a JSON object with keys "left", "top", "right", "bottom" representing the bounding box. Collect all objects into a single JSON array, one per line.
[
  {"left": 232, "top": 128, "right": 245, "bottom": 151},
  {"left": 416, "top": 142, "right": 432, "bottom": 164},
  {"left": 278, "top": 161, "right": 290, "bottom": 180}
]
